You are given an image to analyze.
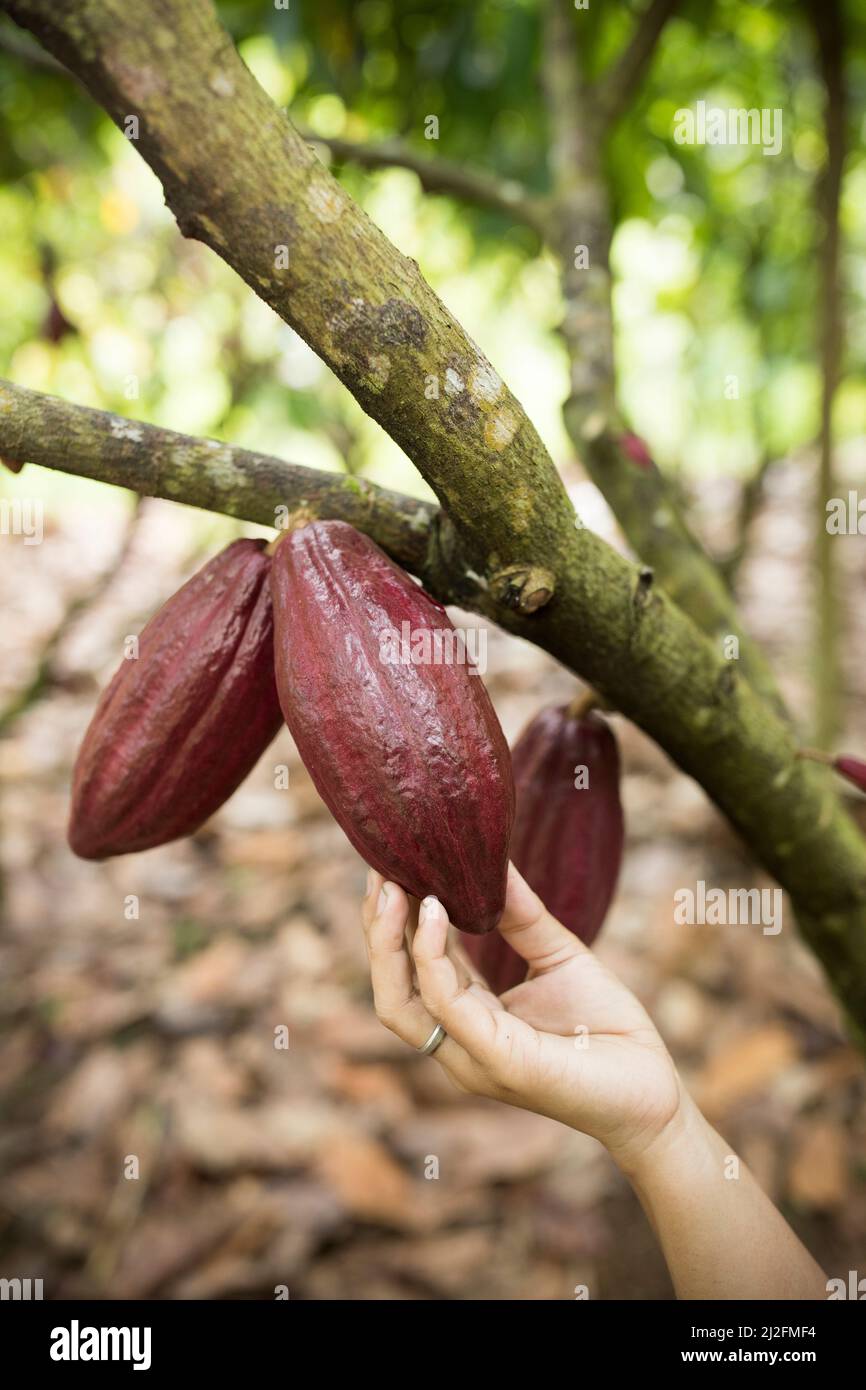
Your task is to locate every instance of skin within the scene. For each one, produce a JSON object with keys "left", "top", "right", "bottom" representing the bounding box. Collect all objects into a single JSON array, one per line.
[{"left": 361, "top": 864, "right": 828, "bottom": 1301}]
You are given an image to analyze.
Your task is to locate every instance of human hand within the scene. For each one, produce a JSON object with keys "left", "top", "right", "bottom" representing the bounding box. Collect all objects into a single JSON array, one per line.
[{"left": 361, "top": 863, "right": 684, "bottom": 1173}]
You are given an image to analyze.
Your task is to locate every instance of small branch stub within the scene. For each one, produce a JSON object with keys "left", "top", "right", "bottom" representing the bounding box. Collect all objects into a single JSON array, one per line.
[
  {"left": 490, "top": 563, "right": 556, "bottom": 614},
  {"left": 634, "top": 565, "right": 655, "bottom": 607}
]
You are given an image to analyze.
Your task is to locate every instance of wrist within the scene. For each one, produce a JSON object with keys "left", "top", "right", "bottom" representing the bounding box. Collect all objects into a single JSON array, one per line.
[{"left": 609, "top": 1087, "right": 713, "bottom": 1187}]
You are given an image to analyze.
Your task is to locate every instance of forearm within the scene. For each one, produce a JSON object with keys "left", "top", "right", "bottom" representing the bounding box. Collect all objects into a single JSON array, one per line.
[{"left": 622, "top": 1093, "right": 828, "bottom": 1301}]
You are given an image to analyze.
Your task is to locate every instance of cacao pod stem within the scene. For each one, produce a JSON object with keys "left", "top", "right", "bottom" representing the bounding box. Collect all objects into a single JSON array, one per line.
[
  {"left": 800, "top": 747, "right": 866, "bottom": 795},
  {"left": 267, "top": 509, "right": 318, "bottom": 549}
]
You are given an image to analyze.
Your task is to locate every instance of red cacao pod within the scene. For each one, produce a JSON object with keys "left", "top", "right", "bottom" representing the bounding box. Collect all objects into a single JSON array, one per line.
[
  {"left": 834, "top": 755, "right": 866, "bottom": 794},
  {"left": 465, "top": 705, "right": 624, "bottom": 990},
  {"left": 269, "top": 520, "right": 515, "bottom": 933},
  {"left": 619, "top": 432, "right": 653, "bottom": 471},
  {"left": 68, "top": 539, "right": 283, "bottom": 859},
  {"left": 463, "top": 921, "right": 529, "bottom": 996}
]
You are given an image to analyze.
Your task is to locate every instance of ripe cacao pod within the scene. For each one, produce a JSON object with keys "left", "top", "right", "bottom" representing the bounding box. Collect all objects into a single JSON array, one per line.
[
  {"left": 463, "top": 919, "right": 529, "bottom": 996},
  {"left": 68, "top": 539, "right": 283, "bottom": 859},
  {"left": 464, "top": 704, "right": 623, "bottom": 990},
  {"left": 269, "top": 520, "right": 515, "bottom": 933},
  {"left": 834, "top": 755, "right": 866, "bottom": 794}
]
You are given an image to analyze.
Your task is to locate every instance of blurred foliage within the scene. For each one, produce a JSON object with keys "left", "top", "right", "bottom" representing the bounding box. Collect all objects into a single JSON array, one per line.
[{"left": 1, "top": 0, "right": 865, "bottom": 514}]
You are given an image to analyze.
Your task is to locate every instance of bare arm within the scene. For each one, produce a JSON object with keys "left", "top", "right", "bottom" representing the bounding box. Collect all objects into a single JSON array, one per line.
[
  {"left": 624, "top": 1095, "right": 827, "bottom": 1300},
  {"left": 361, "top": 865, "right": 828, "bottom": 1301}
]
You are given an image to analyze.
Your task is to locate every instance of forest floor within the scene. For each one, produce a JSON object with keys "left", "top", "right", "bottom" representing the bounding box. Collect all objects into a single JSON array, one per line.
[{"left": 1, "top": 452, "right": 866, "bottom": 1300}]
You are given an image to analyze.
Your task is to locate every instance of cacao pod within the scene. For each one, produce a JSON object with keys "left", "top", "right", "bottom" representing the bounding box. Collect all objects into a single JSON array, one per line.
[
  {"left": 463, "top": 919, "right": 529, "bottom": 996},
  {"left": 834, "top": 755, "right": 866, "bottom": 794},
  {"left": 68, "top": 539, "right": 283, "bottom": 859},
  {"left": 269, "top": 520, "right": 514, "bottom": 933},
  {"left": 464, "top": 704, "right": 623, "bottom": 990}
]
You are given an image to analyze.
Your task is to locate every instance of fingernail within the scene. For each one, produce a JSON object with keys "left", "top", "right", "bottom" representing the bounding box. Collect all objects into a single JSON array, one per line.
[
  {"left": 366, "top": 867, "right": 375, "bottom": 897},
  {"left": 376, "top": 885, "right": 389, "bottom": 914},
  {"left": 420, "top": 895, "right": 441, "bottom": 923}
]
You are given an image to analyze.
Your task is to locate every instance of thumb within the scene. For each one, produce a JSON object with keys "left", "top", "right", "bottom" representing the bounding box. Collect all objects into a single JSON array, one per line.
[{"left": 498, "top": 863, "right": 588, "bottom": 972}]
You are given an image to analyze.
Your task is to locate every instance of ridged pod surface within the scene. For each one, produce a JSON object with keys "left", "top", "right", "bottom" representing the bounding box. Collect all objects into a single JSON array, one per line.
[
  {"left": 69, "top": 539, "right": 283, "bottom": 859},
  {"left": 270, "top": 520, "right": 515, "bottom": 933},
  {"left": 465, "top": 705, "right": 623, "bottom": 990}
]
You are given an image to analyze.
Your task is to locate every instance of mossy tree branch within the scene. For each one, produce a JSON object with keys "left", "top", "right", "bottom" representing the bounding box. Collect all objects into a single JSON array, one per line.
[
  {"left": 5, "top": 0, "right": 866, "bottom": 1033},
  {"left": 596, "top": 0, "right": 682, "bottom": 129},
  {"left": 541, "top": 0, "right": 783, "bottom": 711},
  {"left": 808, "top": 0, "right": 846, "bottom": 747},
  {"left": 5, "top": 0, "right": 571, "bottom": 614},
  {"left": 0, "top": 379, "right": 438, "bottom": 576},
  {"left": 301, "top": 131, "right": 547, "bottom": 236}
]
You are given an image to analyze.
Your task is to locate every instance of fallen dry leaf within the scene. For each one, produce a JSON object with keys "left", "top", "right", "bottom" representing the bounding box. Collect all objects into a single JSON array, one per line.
[
  {"left": 174, "top": 1099, "right": 339, "bottom": 1173},
  {"left": 787, "top": 1120, "right": 848, "bottom": 1210},
  {"left": 694, "top": 1024, "right": 799, "bottom": 1116},
  {"left": 393, "top": 1103, "right": 564, "bottom": 1185},
  {"left": 315, "top": 1132, "right": 417, "bottom": 1227}
]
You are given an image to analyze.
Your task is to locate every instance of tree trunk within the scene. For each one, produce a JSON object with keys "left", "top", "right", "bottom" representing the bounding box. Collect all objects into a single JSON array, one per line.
[{"left": 808, "top": 0, "right": 846, "bottom": 747}]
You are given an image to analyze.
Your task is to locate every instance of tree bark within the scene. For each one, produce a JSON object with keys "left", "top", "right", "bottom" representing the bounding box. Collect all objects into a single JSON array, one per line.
[
  {"left": 808, "top": 0, "right": 846, "bottom": 747},
  {"left": 5, "top": 0, "right": 866, "bottom": 1035},
  {"left": 541, "top": 0, "right": 783, "bottom": 712},
  {"left": 302, "top": 132, "right": 547, "bottom": 235},
  {"left": 596, "top": 0, "right": 681, "bottom": 128},
  {"left": 0, "top": 380, "right": 438, "bottom": 575}
]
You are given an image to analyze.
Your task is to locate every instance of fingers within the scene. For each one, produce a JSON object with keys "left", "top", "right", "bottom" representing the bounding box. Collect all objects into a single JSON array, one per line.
[
  {"left": 360, "top": 868, "right": 386, "bottom": 931},
  {"left": 361, "top": 874, "right": 431, "bottom": 1041},
  {"left": 360, "top": 875, "right": 491, "bottom": 1091},
  {"left": 449, "top": 933, "right": 495, "bottom": 994},
  {"left": 412, "top": 895, "right": 513, "bottom": 1071},
  {"left": 498, "top": 863, "right": 588, "bottom": 972}
]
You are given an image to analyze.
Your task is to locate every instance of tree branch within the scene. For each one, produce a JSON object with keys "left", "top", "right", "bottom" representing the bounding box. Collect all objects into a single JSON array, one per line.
[
  {"left": 808, "top": 0, "right": 846, "bottom": 747},
  {"left": 6, "top": 0, "right": 866, "bottom": 1033},
  {"left": 596, "top": 0, "right": 680, "bottom": 129},
  {"left": 572, "top": 424, "right": 786, "bottom": 712},
  {"left": 542, "top": 0, "right": 782, "bottom": 711},
  {"left": 301, "top": 131, "right": 547, "bottom": 235},
  {"left": 719, "top": 450, "right": 776, "bottom": 585},
  {"left": 0, "top": 379, "right": 438, "bottom": 575},
  {"left": 543, "top": 0, "right": 613, "bottom": 414},
  {"left": 5, "top": 0, "right": 570, "bottom": 613},
  {"left": 0, "top": 15, "right": 65, "bottom": 70}
]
